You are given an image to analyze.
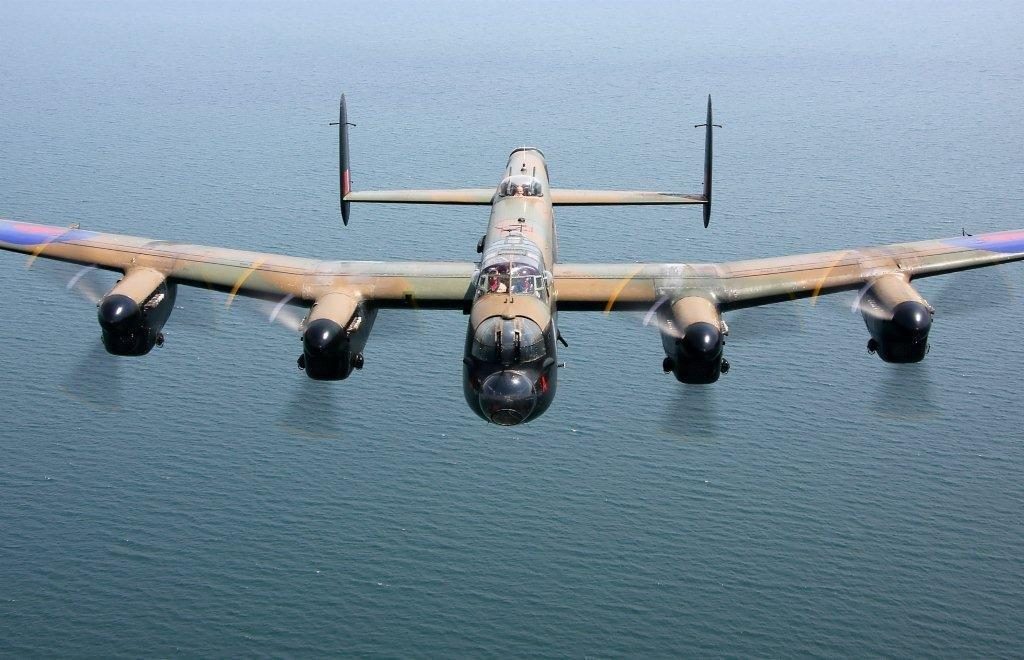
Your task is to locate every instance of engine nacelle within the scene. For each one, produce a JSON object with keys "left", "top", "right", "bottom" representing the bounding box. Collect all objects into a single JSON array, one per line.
[
  {"left": 298, "top": 292, "right": 376, "bottom": 380},
  {"left": 97, "top": 268, "right": 176, "bottom": 356},
  {"left": 860, "top": 274, "right": 933, "bottom": 363},
  {"left": 659, "top": 296, "right": 729, "bottom": 384}
]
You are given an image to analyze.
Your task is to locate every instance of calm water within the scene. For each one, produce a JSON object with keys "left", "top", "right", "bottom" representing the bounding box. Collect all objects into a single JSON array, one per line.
[{"left": 2, "top": 1, "right": 1023, "bottom": 656}]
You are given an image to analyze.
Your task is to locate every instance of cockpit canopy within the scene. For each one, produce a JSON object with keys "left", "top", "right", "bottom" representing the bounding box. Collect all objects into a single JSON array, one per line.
[
  {"left": 476, "top": 235, "right": 549, "bottom": 299},
  {"left": 498, "top": 175, "right": 543, "bottom": 198},
  {"left": 478, "top": 262, "right": 545, "bottom": 297}
]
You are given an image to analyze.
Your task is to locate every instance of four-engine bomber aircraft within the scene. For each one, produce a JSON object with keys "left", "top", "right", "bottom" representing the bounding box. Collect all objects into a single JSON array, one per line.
[{"left": 3, "top": 95, "right": 1024, "bottom": 425}]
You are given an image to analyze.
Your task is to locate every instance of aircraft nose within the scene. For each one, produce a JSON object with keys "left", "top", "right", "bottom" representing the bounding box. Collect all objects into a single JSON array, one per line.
[
  {"left": 478, "top": 370, "right": 537, "bottom": 426},
  {"left": 891, "top": 301, "right": 932, "bottom": 340},
  {"left": 679, "top": 321, "right": 722, "bottom": 357},
  {"left": 97, "top": 294, "right": 140, "bottom": 330}
]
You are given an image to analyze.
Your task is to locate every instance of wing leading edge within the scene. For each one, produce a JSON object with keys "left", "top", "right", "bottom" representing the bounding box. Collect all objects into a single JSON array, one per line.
[
  {"left": 8, "top": 218, "right": 1021, "bottom": 313},
  {"left": 552, "top": 229, "right": 1024, "bottom": 311},
  {"left": 0, "top": 219, "right": 476, "bottom": 309}
]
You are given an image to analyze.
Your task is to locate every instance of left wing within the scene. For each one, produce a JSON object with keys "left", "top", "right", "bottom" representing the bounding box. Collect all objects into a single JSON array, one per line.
[
  {"left": 0, "top": 219, "right": 476, "bottom": 309},
  {"left": 548, "top": 190, "right": 706, "bottom": 206},
  {"left": 553, "top": 229, "right": 1024, "bottom": 311},
  {"left": 344, "top": 189, "right": 496, "bottom": 205}
]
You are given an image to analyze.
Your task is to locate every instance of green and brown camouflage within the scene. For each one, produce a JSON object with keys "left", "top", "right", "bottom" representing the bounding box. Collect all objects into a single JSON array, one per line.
[{"left": 3, "top": 94, "right": 1024, "bottom": 424}]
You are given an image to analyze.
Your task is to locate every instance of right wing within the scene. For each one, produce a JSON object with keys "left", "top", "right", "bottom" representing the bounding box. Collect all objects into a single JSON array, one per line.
[{"left": 0, "top": 219, "right": 477, "bottom": 309}]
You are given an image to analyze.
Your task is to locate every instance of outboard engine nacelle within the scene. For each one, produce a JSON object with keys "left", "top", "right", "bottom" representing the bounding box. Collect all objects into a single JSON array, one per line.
[
  {"left": 860, "top": 274, "right": 933, "bottom": 363},
  {"left": 97, "top": 268, "right": 176, "bottom": 356},
  {"left": 659, "top": 296, "right": 728, "bottom": 384},
  {"left": 299, "top": 292, "right": 376, "bottom": 380}
]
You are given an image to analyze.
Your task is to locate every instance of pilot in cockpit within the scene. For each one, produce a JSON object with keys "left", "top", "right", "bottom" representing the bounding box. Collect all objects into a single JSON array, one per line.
[
  {"left": 484, "top": 266, "right": 508, "bottom": 293},
  {"left": 511, "top": 277, "right": 533, "bottom": 295},
  {"left": 510, "top": 265, "right": 538, "bottom": 295}
]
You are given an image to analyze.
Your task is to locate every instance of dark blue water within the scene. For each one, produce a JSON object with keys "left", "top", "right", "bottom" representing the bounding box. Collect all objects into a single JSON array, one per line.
[{"left": 2, "top": 1, "right": 1023, "bottom": 656}]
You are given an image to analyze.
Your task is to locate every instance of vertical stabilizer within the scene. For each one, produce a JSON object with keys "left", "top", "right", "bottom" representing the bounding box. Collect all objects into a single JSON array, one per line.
[
  {"left": 695, "top": 95, "right": 719, "bottom": 228},
  {"left": 338, "top": 93, "right": 352, "bottom": 225}
]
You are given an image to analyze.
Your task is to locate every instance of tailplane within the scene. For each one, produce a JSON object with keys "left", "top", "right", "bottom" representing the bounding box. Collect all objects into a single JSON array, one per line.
[{"left": 333, "top": 94, "right": 718, "bottom": 227}]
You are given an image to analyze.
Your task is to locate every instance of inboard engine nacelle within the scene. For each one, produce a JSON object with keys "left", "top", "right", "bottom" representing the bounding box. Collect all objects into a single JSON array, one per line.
[
  {"left": 659, "top": 296, "right": 729, "bottom": 383},
  {"left": 97, "top": 268, "right": 176, "bottom": 356},
  {"left": 298, "top": 292, "right": 376, "bottom": 380},
  {"left": 860, "top": 274, "right": 933, "bottom": 363}
]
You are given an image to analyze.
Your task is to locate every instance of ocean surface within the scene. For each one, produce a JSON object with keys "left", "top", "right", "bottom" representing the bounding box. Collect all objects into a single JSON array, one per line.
[{"left": 2, "top": 1, "right": 1023, "bottom": 656}]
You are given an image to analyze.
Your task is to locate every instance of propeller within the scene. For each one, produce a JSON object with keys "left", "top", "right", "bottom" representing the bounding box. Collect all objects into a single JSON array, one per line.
[
  {"left": 64, "top": 264, "right": 105, "bottom": 303},
  {"left": 221, "top": 264, "right": 430, "bottom": 338},
  {"left": 847, "top": 281, "right": 892, "bottom": 321},
  {"left": 31, "top": 260, "right": 223, "bottom": 332},
  {"left": 641, "top": 293, "right": 812, "bottom": 343},
  {"left": 253, "top": 293, "right": 306, "bottom": 332},
  {"left": 30, "top": 261, "right": 111, "bottom": 305},
  {"left": 640, "top": 295, "right": 682, "bottom": 338},
  {"left": 843, "top": 265, "right": 1018, "bottom": 323}
]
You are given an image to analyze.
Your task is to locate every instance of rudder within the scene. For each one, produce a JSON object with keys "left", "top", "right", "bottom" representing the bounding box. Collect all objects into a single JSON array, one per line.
[
  {"left": 336, "top": 93, "right": 352, "bottom": 225},
  {"left": 695, "top": 95, "right": 720, "bottom": 228}
]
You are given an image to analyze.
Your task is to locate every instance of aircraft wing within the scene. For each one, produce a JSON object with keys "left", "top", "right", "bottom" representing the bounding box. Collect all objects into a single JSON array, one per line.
[
  {"left": 0, "top": 219, "right": 477, "bottom": 309},
  {"left": 548, "top": 190, "right": 706, "bottom": 206},
  {"left": 344, "top": 189, "right": 495, "bottom": 205},
  {"left": 553, "top": 229, "right": 1024, "bottom": 311}
]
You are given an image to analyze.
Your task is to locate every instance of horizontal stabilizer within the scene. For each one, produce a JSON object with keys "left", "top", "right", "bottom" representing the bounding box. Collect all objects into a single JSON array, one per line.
[
  {"left": 548, "top": 189, "right": 707, "bottom": 206},
  {"left": 344, "top": 188, "right": 709, "bottom": 207},
  {"left": 344, "top": 189, "right": 496, "bottom": 205}
]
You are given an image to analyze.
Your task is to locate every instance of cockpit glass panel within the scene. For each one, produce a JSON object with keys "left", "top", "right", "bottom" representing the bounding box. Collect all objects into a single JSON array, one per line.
[
  {"left": 475, "top": 262, "right": 548, "bottom": 300},
  {"left": 471, "top": 316, "right": 547, "bottom": 363},
  {"left": 498, "top": 175, "right": 543, "bottom": 198},
  {"left": 510, "top": 265, "right": 540, "bottom": 295}
]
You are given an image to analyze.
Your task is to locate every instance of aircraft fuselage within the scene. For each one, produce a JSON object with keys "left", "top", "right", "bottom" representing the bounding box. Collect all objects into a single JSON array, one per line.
[{"left": 462, "top": 148, "right": 560, "bottom": 425}]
